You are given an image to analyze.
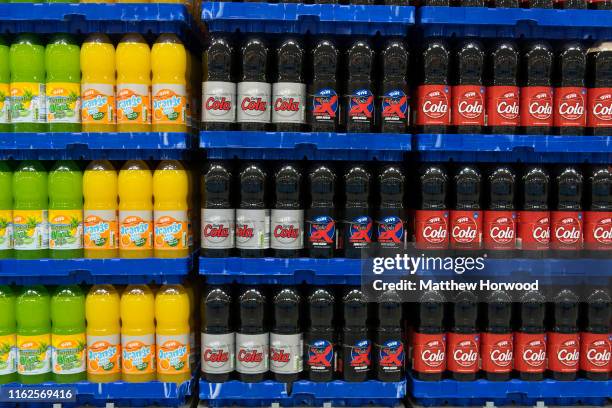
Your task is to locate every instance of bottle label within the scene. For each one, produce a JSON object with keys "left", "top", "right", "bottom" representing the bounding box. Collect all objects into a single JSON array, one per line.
[
  {"left": 584, "top": 211, "right": 612, "bottom": 251},
  {"left": 201, "top": 208, "right": 235, "bottom": 250},
  {"left": 411, "top": 332, "right": 446, "bottom": 374},
  {"left": 49, "top": 209, "right": 83, "bottom": 250},
  {"left": 550, "top": 211, "right": 583, "bottom": 251},
  {"left": 450, "top": 210, "right": 483, "bottom": 250},
  {"left": 483, "top": 210, "right": 516, "bottom": 251},
  {"left": 121, "top": 334, "right": 155, "bottom": 375},
  {"left": 201, "top": 332, "right": 235, "bottom": 374},
  {"left": 84, "top": 209, "right": 118, "bottom": 250},
  {"left": 156, "top": 334, "right": 190, "bottom": 375},
  {"left": 307, "top": 339, "right": 335, "bottom": 372},
  {"left": 272, "top": 82, "right": 306, "bottom": 124},
  {"left": 0, "top": 83, "right": 10, "bottom": 124},
  {"left": 202, "top": 81, "right": 236, "bottom": 123},
  {"left": 346, "top": 215, "right": 373, "bottom": 247},
  {"left": 579, "top": 332, "right": 611, "bottom": 373},
  {"left": 154, "top": 210, "right": 188, "bottom": 252},
  {"left": 486, "top": 86, "right": 520, "bottom": 127},
  {"left": 13, "top": 209, "right": 48, "bottom": 251},
  {"left": 311, "top": 88, "right": 338, "bottom": 123},
  {"left": 514, "top": 332, "right": 546, "bottom": 373},
  {"left": 17, "top": 334, "right": 51, "bottom": 375},
  {"left": 52, "top": 333, "right": 86, "bottom": 375},
  {"left": 452, "top": 85, "right": 485, "bottom": 126},
  {"left": 152, "top": 84, "right": 186, "bottom": 126},
  {"left": 307, "top": 215, "right": 336, "bottom": 249},
  {"left": 237, "top": 82, "right": 271, "bottom": 124},
  {"left": 236, "top": 209, "right": 270, "bottom": 250},
  {"left": 235, "top": 333, "right": 269, "bottom": 374},
  {"left": 344, "top": 339, "right": 371, "bottom": 372},
  {"left": 547, "top": 332, "right": 579, "bottom": 373},
  {"left": 10, "top": 82, "right": 46, "bottom": 124},
  {"left": 271, "top": 209, "right": 304, "bottom": 250},
  {"left": 381, "top": 89, "right": 409, "bottom": 124},
  {"left": 0, "top": 334, "right": 16, "bottom": 375},
  {"left": 517, "top": 210, "right": 550, "bottom": 251},
  {"left": 481, "top": 332, "right": 513, "bottom": 373},
  {"left": 0, "top": 209, "right": 13, "bottom": 250},
  {"left": 376, "top": 339, "right": 404, "bottom": 373},
  {"left": 416, "top": 84, "right": 450, "bottom": 126},
  {"left": 46, "top": 82, "right": 80, "bottom": 124},
  {"left": 447, "top": 332, "right": 479, "bottom": 373},
  {"left": 587, "top": 87, "right": 612, "bottom": 128},
  {"left": 414, "top": 209, "right": 449, "bottom": 250},
  {"left": 116, "top": 83, "right": 150, "bottom": 124},
  {"left": 119, "top": 211, "right": 153, "bottom": 251},
  {"left": 81, "top": 83, "right": 115, "bottom": 125},
  {"left": 87, "top": 335, "right": 121, "bottom": 375},
  {"left": 554, "top": 86, "right": 586, "bottom": 128},
  {"left": 270, "top": 333, "right": 303, "bottom": 374},
  {"left": 520, "top": 86, "right": 553, "bottom": 128},
  {"left": 376, "top": 215, "right": 405, "bottom": 249},
  {"left": 347, "top": 89, "right": 374, "bottom": 123}
]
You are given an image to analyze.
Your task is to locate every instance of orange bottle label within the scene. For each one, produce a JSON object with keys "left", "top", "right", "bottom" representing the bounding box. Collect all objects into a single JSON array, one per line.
[
  {"left": 156, "top": 335, "right": 190, "bottom": 374},
  {"left": 87, "top": 335, "right": 121, "bottom": 375},
  {"left": 84, "top": 210, "right": 118, "bottom": 250},
  {"left": 116, "top": 84, "right": 150, "bottom": 124},
  {"left": 119, "top": 211, "right": 152, "bottom": 250},
  {"left": 82, "top": 84, "right": 115, "bottom": 125},
  {"left": 152, "top": 84, "right": 186, "bottom": 125},
  {"left": 154, "top": 210, "right": 187, "bottom": 251},
  {"left": 122, "top": 335, "right": 155, "bottom": 374}
]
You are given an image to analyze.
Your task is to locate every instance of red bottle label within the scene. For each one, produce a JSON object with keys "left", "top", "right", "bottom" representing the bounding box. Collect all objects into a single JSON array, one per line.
[
  {"left": 584, "top": 211, "right": 612, "bottom": 251},
  {"left": 514, "top": 332, "right": 547, "bottom": 373},
  {"left": 449, "top": 210, "right": 483, "bottom": 250},
  {"left": 481, "top": 332, "right": 513, "bottom": 373},
  {"left": 446, "top": 332, "right": 479, "bottom": 373},
  {"left": 414, "top": 209, "right": 449, "bottom": 250},
  {"left": 554, "top": 86, "right": 587, "bottom": 128},
  {"left": 416, "top": 85, "right": 451, "bottom": 126},
  {"left": 548, "top": 332, "right": 580, "bottom": 373},
  {"left": 550, "top": 211, "right": 583, "bottom": 251},
  {"left": 517, "top": 210, "right": 550, "bottom": 251},
  {"left": 520, "top": 86, "right": 553, "bottom": 128},
  {"left": 486, "top": 86, "right": 520, "bottom": 127},
  {"left": 587, "top": 87, "right": 612, "bottom": 128},
  {"left": 411, "top": 332, "right": 446, "bottom": 374},
  {"left": 483, "top": 210, "right": 517, "bottom": 251},
  {"left": 452, "top": 85, "right": 485, "bottom": 126},
  {"left": 580, "top": 332, "right": 611, "bottom": 373}
]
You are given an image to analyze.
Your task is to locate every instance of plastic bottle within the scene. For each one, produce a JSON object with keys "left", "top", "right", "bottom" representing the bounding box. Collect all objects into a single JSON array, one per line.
[
  {"left": 590, "top": 0, "right": 612, "bottom": 8},
  {"left": 415, "top": 165, "right": 449, "bottom": 253},
  {"left": 272, "top": 38, "right": 305, "bottom": 132},
  {"left": 151, "top": 34, "right": 187, "bottom": 132},
  {"left": 153, "top": 161, "right": 188, "bottom": 258},
  {"left": 521, "top": 41, "right": 554, "bottom": 135},
  {"left": 515, "top": 291, "right": 546, "bottom": 381},
  {"left": 555, "top": 43, "right": 587, "bottom": 135},
  {"left": 342, "top": 289, "right": 370, "bottom": 382},
  {"left": 0, "top": 286, "right": 16, "bottom": 384},
  {"left": 587, "top": 42, "right": 612, "bottom": 135},
  {"left": 343, "top": 166, "right": 372, "bottom": 258},
  {"left": 308, "top": 39, "right": 339, "bottom": 132},
  {"left": 201, "top": 163, "right": 234, "bottom": 257},
  {"left": 487, "top": 41, "right": 520, "bottom": 135},
  {"left": 380, "top": 40, "right": 409, "bottom": 134},
  {"left": 237, "top": 38, "right": 270, "bottom": 131},
  {"left": 0, "top": 162, "right": 12, "bottom": 259},
  {"left": 83, "top": 161, "right": 118, "bottom": 259},
  {"left": 452, "top": 40, "right": 485, "bottom": 134},
  {"left": 16, "top": 286, "right": 51, "bottom": 384},
  {"left": 548, "top": 290, "right": 580, "bottom": 381},
  {"left": 202, "top": 36, "right": 235, "bottom": 131},
  {"left": 201, "top": 287, "right": 234, "bottom": 383},
  {"left": 116, "top": 34, "right": 151, "bottom": 132},
  {"left": 376, "top": 166, "right": 406, "bottom": 253},
  {"left": 121, "top": 285, "right": 156, "bottom": 383},
  {"left": 271, "top": 288, "right": 302, "bottom": 383},
  {"left": 481, "top": 290, "right": 513, "bottom": 381},
  {"left": 518, "top": 167, "right": 550, "bottom": 258},
  {"left": 236, "top": 164, "right": 269, "bottom": 258},
  {"left": 81, "top": 34, "right": 116, "bottom": 132},
  {"left": 48, "top": 161, "right": 83, "bottom": 259},
  {"left": 13, "top": 161, "right": 48, "bottom": 260},
  {"left": 118, "top": 160, "right": 153, "bottom": 259},
  {"left": 9, "top": 34, "right": 46, "bottom": 133},
  {"left": 412, "top": 290, "right": 446, "bottom": 381},
  {"left": 484, "top": 167, "right": 516, "bottom": 257},
  {"left": 155, "top": 285, "right": 190, "bottom": 383},
  {"left": 305, "top": 288, "right": 335, "bottom": 382},
  {"left": 51, "top": 285, "right": 86, "bottom": 383},
  {"left": 417, "top": 39, "right": 450, "bottom": 134},
  {"left": 85, "top": 285, "right": 121, "bottom": 383},
  {"left": 450, "top": 166, "right": 483, "bottom": 254},
  {"left": 306, "top": 166, "right": 336, "bottom": 258},
  {"left": 236, "top": 287, "right": 268, "bottom": 383},
  {"left": 0, "top": 36, "right": 10, "bottom": 132},
  {"left": 346, "top": 40, "right": 375, "bottom": 133},
  {"left": 271, "top": 165, "right": 303, "bottom": 257},
  {"left": 585, "top": 167, "right": 612, "bottom": 257},
  {"left": 447, "top": 291, "right": 479, "bottom": 381},
  {"left": 580, "top": 290, "right": 611, "bottom": 380},
  {"left": 375, "top": 290, "right": 404, "bottom": 382},
  {"left": 551, "top": 167, "right": 583, "bottom": 258}
]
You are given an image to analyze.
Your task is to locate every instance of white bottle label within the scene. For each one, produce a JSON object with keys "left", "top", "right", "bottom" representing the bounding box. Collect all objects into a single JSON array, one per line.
[
  {"left": 270, "top": 333, "right": 303, "bottom": 374},
  {"left": 236, "top": 209, "right": 270, "bottom": 250},
  {"left": 235, "top": 333, "right": 269, "bottom": 374},
  {"left": 202, "top": 81, "right": 236, "bottom": 123},
  {"left": 237, "top": 82, "right": 271, "bottom": 124},
  {"left": 271, "top": 209, "right": 304, "bottom": 250},
  {"left": 272, "top": 82, "right": 306, "bottom": 124},
  {"left": 201, "top": 332, "right": 235, "bottom": 374},
  {"left": 201, "top": 208, "right": 235, "bottom": 249}
]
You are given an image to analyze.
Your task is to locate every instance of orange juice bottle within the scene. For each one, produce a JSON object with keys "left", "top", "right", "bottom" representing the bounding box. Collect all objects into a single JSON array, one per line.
[
  {"left": 120, "top": 285, "right": 155, "bottom": 383},
  {"left": 155, "top": 285, "right": 190, "bottom": 383},
  {"left": 116, "top": 34, "right": 150, "bottom": 132},
  {"left": 81, "top": 34, "right": 116, "bottom": 132},
  {"left": 153, "top": 161, "right": 188, "bottom": 259},
  {"left": 85, "top": 285, "right": 121, "bottom": 383},
  {"left": 118, "top": 161, "right": 153, "bottom": 259},
  {"left": 84, "top": 160, "right": 118, "bottom": 259},
  {"left": 151, "top": 34, "right": 187, "bottom": 133}
]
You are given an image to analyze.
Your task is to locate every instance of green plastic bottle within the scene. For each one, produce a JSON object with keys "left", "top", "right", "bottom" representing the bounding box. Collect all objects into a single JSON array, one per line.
[
  {"left": 45, "top": 34, "right": 81, "bottom": 133},
  {"left": 9, "top": 34, "right": 46, "bottom": 133},
  {"left": 13, "top": 161, "right": 48, "bottom": 260},
  {"left": 0, "top": 36, "right": 10, "bottom": 132},
  {"left": 49, "top": 161, "right": 83, "bottom": 259},
  {"left": 0, "top": 286, "right": 17, "bottom": 384},
  {"left": 16, "top": 286, "right": 51, "bottom": 384},
  {"left": 0, "top": 162, "right": 13, "bottom": 259},
  {"left": 51, "top": 285, "right": 86, "bottom": 383}
]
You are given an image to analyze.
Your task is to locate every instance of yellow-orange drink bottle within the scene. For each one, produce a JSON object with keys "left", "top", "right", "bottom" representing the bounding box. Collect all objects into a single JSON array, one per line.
[
  {"left": 84, "top": 160, "right": 118, "bottom": 259},
  {"left": 116, "top": 34, "right": 150, "bottom": 132},
  {"left": 120, "top": 285, "right": 155, "bottom": 383},
  {"left": 81, "top": 34, "right": 116, "bottom": 132},
  {"left": 118, "top": 161, "right": 153, "bottom": 259},
  {"left": 153, "top": 161, "right": 188, "bottom": 258}
]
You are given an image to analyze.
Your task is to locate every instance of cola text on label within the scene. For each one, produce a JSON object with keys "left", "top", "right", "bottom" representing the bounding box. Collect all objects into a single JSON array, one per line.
[
  {"left": 416, "top": 85, "right": 451, "bottom": 126},
  {"left": 481, "top": 332, "right": 513, "bottom": 373},
  {"left": 414, "top": 210, "right": 449, "bottom": 250},
  {"left": 514, "top": 332, "right": 547, "bottom": 373},
  {"left": 547, "top": 332, "right": 580, "bottom": 373},
  {"left": 446, "top": 332, "right": 480, "bottom": 373},
  {"left": 450, "top": 210, "right": 483, "bottom": 250},
  {"left": 452, "top": 85, "right": 485, "bottom": 126},
  {"left": 517, "top": 210, "right": 550, "bottom": 251},
  {"left": 550, "top": 211, "right": 583, "bottom": 251},
  {"left": 520, "top": 86, "right": 553, "bottom": 127},
  {"left": 587, "top": 88, "right": 612, "bottom": 128},
  {"left": 486, "top": 86, "right": 520, "bottom": 127},
  {"left": 554, "top": 87, "right": 586, "bottom": 127},
  {"left": 412, "top": 332, "right": 446, "bottom": 374},
  {"left": 584, "top": 211, "right": 612, "bottom": 251},
  {"left": 483, "top": 210, "right": 517, "bottom": 251},
  {"left": 579, "top": 332, "right": 611, "bottom": 373}
]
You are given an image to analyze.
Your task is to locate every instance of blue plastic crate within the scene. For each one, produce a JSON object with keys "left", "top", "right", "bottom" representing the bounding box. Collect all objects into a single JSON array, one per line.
[
  {"left": 202, "top": 2, "right": 415, "bottom": 35},
  {"left": 201, "top": 131, "right": 410, "bottom": 161},
  {"left": 418, "top": 6, "right": 612, "bottom": 39}
]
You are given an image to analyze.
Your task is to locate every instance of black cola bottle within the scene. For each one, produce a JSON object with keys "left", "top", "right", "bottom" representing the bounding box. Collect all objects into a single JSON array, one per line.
[
  {"left": 343, "top": 166, "right": 372, "bottom": 258},
  {"left": 412, "top": 290, "right": 446, "bottom": 381},
  {"left": 342, "top": 289, "right": 371, "bottom": 382},
  {"left": 201, "top": 163, "right": 235, "bottom": 258},
  {"left": 202, "top": 36, "right": 235, "bottom": 130},
  {"left": 417, "top": 39, "right": 450, "bottom": 134},
  {"left": 548, "top": 290, "right": 580, "bottom": 381},
  {"left": 272, "top": 38, "right": 306, "bottom": 132},
  {"left": 237, "top": 38, "right": 270, "bottom": 131},
  {"left": 517, "top": 167, "right": 550, "bottom": 259},
  {"left": 450, "top": 166, "right": 483, "bottom": 255},
  {"left": 481, "top": 290, "right": 513, "bottom": 381},
  {"left": 554, "top": 43, "right": 587, "bottom": 135},
  {"left": 306, "top": 165, "right": 337, "bottom": 258},
  {"left": 309, "top": 39, "right": 340, "bottom": 132},
  {"left": 271, "top": 165, "right": 303, "bottom": 258},
  {"left": 380, "top": 40, "right": 409, "bottom": 134},
  {"left": 581, "top": 290, "right": 611, "bottom": 381},
  {"left": 305, "top": 288, "right": 336, "bottom": 382},
  {"left": 201, "top": 287, "right": 234, "bottom": 383},
  {"left": 346, "top": 40, "right": 375, "bottom": 133},
  {"left": 515, "top": 291, "right": 546, "bottom": 381},
  {"left": 520, "top": 41, "right": 554, "bottom": 135},
  {"left": 270, "top": 288, "right": 302, "bottom": 383},
  {"left": 484, "top": 167, "right": 517, "bottom": 258},
  {"left": 375, "top": 290, "right": 404, "bottom": 382},
  {"left": 550, "top": 167, "right": 583, "bottom": 258},
  {"left": 587, "top": 42, "right": 612, "bottom": 135},
  {"left": 236, "top": 288, "right": 268, "bottom": 383},
  {"left": 452, "top": 40, "right": 485, "bottom": 134},
  {"left": 487, "top": 41, "right": 520, "bottom": 134},
  {"left": 415, "top": 165, "right": 449, "bottom": 253},
  {"left": 585, "top": 167, "right": 612, "bottom": 257},
  {"left": 447, "top": 291, "right": 479, "bottom": 381},
  {"left": 376, "top": 166, "right": 406, "bottom": 253},
  {"left": 236, "top": 164, "right": 269, "bottom": 258}
]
